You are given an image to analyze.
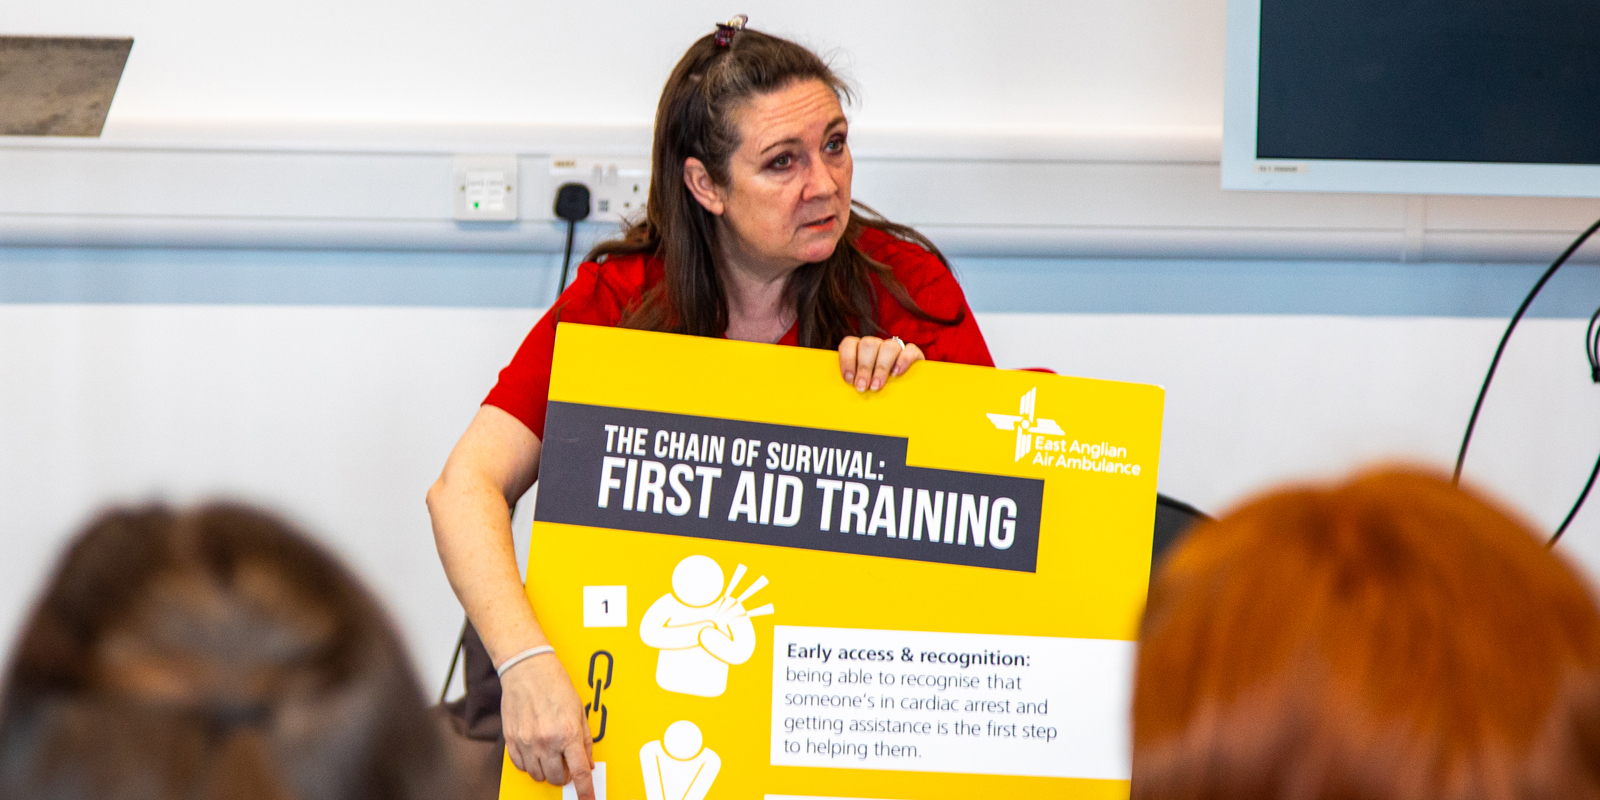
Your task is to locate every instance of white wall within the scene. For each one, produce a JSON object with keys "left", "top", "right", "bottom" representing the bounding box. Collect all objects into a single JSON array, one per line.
[
  {"left": 0, "top": 304, "right": 535, "bottom": 689},
  {"left": 14, "top": 0, "right": 1223, "bottom": 132},
  {"left": 9, "top": 0, "right": 1598, "bottom": 263},
  {"left": 4, "top": 304, "right": 1598, "bottom": 691}
]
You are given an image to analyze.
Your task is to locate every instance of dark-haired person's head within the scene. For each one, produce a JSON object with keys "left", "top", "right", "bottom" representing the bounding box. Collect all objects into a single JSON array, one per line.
[
  {"left": 0, "top": 504, "right": 454, "bottom": 800},
  {"left": 1133, "top": 468, "right": 1600, "bottom": 800},
  {"left": 598, "top": 20, "right": 959, "bottom": 346}
]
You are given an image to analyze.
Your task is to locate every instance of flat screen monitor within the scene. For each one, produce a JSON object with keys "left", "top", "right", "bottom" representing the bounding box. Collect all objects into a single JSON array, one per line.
[{"left": 1223, "top": 0, "right": 1600, "bottom": 196}]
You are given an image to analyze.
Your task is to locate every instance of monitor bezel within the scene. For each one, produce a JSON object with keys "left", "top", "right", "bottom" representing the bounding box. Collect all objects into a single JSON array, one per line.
[{"left": 1221, "top": 0, "right": 1600, "bottom": 198}]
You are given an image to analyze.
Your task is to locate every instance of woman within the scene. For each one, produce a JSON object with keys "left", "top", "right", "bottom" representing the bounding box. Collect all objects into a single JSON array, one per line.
[
  {"left": 1133, "top": 469, "right": 1600, "bottom": 800},
  {"left": 0, "top": 504, "right": 454, "bottom": 800},
  {"left": 426, "top": 17, "right": 992, "bottom": 800}
]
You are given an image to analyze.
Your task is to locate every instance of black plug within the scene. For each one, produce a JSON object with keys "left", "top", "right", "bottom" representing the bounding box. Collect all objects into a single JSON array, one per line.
[
  {"left": 555, "top": 183, "right": 591, "bottom": 223},
  {"left": 555, "top": 183, "right": 592, "bottom": 294}
]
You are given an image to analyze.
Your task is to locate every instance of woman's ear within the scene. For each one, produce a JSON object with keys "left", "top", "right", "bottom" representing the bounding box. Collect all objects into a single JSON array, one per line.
[{"left": 682, "top": 157, "right": 725, "bottom": 216}]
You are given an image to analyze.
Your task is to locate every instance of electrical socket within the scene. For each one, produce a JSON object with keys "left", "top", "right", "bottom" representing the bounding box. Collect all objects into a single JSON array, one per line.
[
  {"left": 452, "top": 155, "right": 518, "bottom": 221},
  {"left": 549, "top": 156, "right": 649, "bottom": 224}
]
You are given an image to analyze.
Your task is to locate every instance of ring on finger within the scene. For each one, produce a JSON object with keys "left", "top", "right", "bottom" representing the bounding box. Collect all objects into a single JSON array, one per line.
[{"left": 890, "top": 335, "right": 905, "bottom": 349}]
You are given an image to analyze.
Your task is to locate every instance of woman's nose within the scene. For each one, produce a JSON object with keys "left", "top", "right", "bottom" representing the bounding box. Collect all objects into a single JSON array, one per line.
[{"left": 800, "top": 157, "right": 839, "bottom": 202}]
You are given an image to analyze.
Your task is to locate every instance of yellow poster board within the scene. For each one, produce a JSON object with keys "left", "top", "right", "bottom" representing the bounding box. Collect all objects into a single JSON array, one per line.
[{"left": 501, "top": 323, "right": 1164, "bottom": 800}]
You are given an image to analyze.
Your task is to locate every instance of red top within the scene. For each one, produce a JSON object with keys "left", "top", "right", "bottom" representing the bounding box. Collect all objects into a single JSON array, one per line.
[{"left": 483, "top": 226, "right": 994, "bottom": 439}]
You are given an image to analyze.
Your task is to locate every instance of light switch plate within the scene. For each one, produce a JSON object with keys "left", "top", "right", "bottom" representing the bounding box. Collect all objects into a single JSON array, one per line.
[{"left": 452, "top": 154, "right": 518, "bottom": 221}]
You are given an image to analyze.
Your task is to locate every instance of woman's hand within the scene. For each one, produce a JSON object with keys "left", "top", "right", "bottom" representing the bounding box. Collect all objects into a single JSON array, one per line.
[
  {"left": 501, "top": 654, "right": 595, "bottom": 800},
  {"left": 839, "top": 336, "right": 924, "bottom": 392}
]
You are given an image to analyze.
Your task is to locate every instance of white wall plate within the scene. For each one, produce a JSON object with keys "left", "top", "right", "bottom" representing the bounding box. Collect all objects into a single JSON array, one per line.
[{"left": 452, "top": 154, "right": 518, "bottom": 221}]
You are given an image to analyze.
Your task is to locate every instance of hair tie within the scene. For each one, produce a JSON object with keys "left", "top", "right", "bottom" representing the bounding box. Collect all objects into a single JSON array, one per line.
[
  {"left": 496, "top": 644, "right": 556, "bottom": 678},
  {"left": 713, "top": 14, "right": 748, "bottom": 47}
]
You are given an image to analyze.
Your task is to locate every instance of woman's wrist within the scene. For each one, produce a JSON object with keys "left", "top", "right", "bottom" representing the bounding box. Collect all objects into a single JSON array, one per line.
[{"left": 464, "top": 571, "right": 551, "bottom": 669}]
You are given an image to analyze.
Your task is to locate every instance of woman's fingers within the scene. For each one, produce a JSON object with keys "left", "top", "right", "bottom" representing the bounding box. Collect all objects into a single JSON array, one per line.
[
  {"left": 539, "top": 753, "right": 570, "bottom": 787},
  {"left": 894, "top": 342, "right": 924, "bottom": 377},
  {"left": 564, "top": 742, "right": 596, "bottom": 800},
  {"left": 506, "top": 735, "right": 530, "bottom": 774},
  {"left": 853, "top": 338, "right": 882, "bottom": 391},
  {"left": 838, "top": 337, "right": 861, "bottom": 385},
  {"left": 839, "top": 336, "right": 920, "bottom": 392},
  {"left": 869, "top": 337, "right": 900, "bottom": 391},
  {"left": 509, "top": 736, "right": 543, "bottom": 782}
]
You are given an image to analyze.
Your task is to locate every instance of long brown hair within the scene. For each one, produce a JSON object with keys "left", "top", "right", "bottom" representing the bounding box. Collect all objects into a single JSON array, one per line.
[
  {"left": 1133, "top": 468, "right": 1600, "bottom": 800},
  {"left": 591, "top": 25, "right": 961, "bottom": 348},
  {"left": 0, "top": 504, "right": 455, "bottom": 800}
]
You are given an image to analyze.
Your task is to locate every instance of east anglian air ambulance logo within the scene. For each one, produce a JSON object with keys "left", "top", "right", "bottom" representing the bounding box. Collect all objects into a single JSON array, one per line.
[{"left": 986, "top": 388, "right": 1065, "bottom": 461}]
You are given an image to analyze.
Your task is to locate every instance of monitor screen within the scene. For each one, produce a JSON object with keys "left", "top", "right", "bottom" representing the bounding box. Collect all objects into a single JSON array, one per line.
[{"left": 1223, "top": 0, "right": 1600, "bottom": 196}]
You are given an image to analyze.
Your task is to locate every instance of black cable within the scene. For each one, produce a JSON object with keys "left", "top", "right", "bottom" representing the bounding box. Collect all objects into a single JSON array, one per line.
[
  {"left": 1552, "top": 451, "right": 1600, "bottom": 546},
  {"left": 1586, "top": 302, "right": 1600, "bottom": 383},
  {"left": 558, "top": 217, "right": 577, "bottom": 293},
  {"left": 1551, "top": 302, "right": 1600, "bottom": 546},
  {"left": 1453, "top": 216, "right": 1600, "bottom": 486},
  {"left": 553, "top": 182, "right": 592, "bottom": 295}
]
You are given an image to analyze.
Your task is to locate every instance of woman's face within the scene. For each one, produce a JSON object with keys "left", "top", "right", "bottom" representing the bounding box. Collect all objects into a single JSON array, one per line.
[{"left": 688, "top": 79, "right": 853, "bottom": 271}]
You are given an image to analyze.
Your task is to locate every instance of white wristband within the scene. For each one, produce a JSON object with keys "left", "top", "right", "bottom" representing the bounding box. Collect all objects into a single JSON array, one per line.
[{"left": 496, "top": 645, "right": 556, "bottom": 678}]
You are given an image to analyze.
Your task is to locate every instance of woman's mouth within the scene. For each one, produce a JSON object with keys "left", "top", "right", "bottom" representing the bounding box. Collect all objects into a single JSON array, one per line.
[{"left": 801, "top": 215, "right": 837, "bottom": 232}]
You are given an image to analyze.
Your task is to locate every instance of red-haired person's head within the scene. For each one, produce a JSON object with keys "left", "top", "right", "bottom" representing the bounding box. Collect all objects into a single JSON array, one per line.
[{"left": 1134, "top": 468, "right": 1600, "bottom": 800}]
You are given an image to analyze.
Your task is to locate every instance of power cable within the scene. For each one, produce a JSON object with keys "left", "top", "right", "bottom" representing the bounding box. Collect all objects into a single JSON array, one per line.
[
  {"left": 1587, "top": 302, "right": 1600, "bottom": 383},
  {"left": 1551, "top": 301, "right": 1600, "bottom": 546},
  {"left": 1552, "top": 450, "right": 1600, "bottom": 546},
  {"left": 1451, "top": 216, "right": 1600, "bottom": 547},
  {"left": 554, "top": 182, "right": 592, "bottom": 294}
]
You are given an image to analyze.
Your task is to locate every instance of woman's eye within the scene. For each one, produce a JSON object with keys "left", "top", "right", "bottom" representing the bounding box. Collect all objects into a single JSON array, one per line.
[
  {"left": 770, "top": 154, "right": 793, "bottom": 169},
  {"left": 825, "top": 138, "right": 845, "bottom": 153}
]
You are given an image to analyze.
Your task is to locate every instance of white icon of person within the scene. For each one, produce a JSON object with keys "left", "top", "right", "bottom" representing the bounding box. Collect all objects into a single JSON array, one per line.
[
  {"left": 639, "top": 555, "right": 773, "bottom": 697},
  {"left": 640, "top": 720, "right": 720, "bottom": 800}
]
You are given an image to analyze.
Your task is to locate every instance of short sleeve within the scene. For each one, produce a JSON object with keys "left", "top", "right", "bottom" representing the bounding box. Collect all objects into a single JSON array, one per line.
[
  {"left": 482, "top": 259, "right": 642, "bottom": 439},
  {"left": 860, "top": 229, "right": 994, "bottom": 368}
]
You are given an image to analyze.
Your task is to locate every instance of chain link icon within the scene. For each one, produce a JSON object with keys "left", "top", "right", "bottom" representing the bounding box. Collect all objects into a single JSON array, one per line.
[{"left": 585, "top": 650, "right": 613, "bottom": 743}]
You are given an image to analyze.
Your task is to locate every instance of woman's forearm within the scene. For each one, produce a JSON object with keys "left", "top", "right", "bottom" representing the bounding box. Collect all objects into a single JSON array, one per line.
[
  {"left": 427, "top": 405, "right": 546, "bottom": 664},
  {"left": 430, "top": 478, "right": 546, "bottom": 663}
]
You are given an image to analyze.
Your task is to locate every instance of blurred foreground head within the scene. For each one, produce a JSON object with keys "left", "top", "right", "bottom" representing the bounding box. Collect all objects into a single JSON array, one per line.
[
  {"left": 0, "top": 504, "right": 452, "bottom": 800},
  {"left": 1134, "top": 469, "right": 1600, "bottom": 800}
]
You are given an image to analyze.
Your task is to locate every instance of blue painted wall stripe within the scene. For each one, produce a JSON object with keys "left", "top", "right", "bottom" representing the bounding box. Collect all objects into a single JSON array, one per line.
[{"left": 2, "top": 247, "right": 1597, "bottom": 318}]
